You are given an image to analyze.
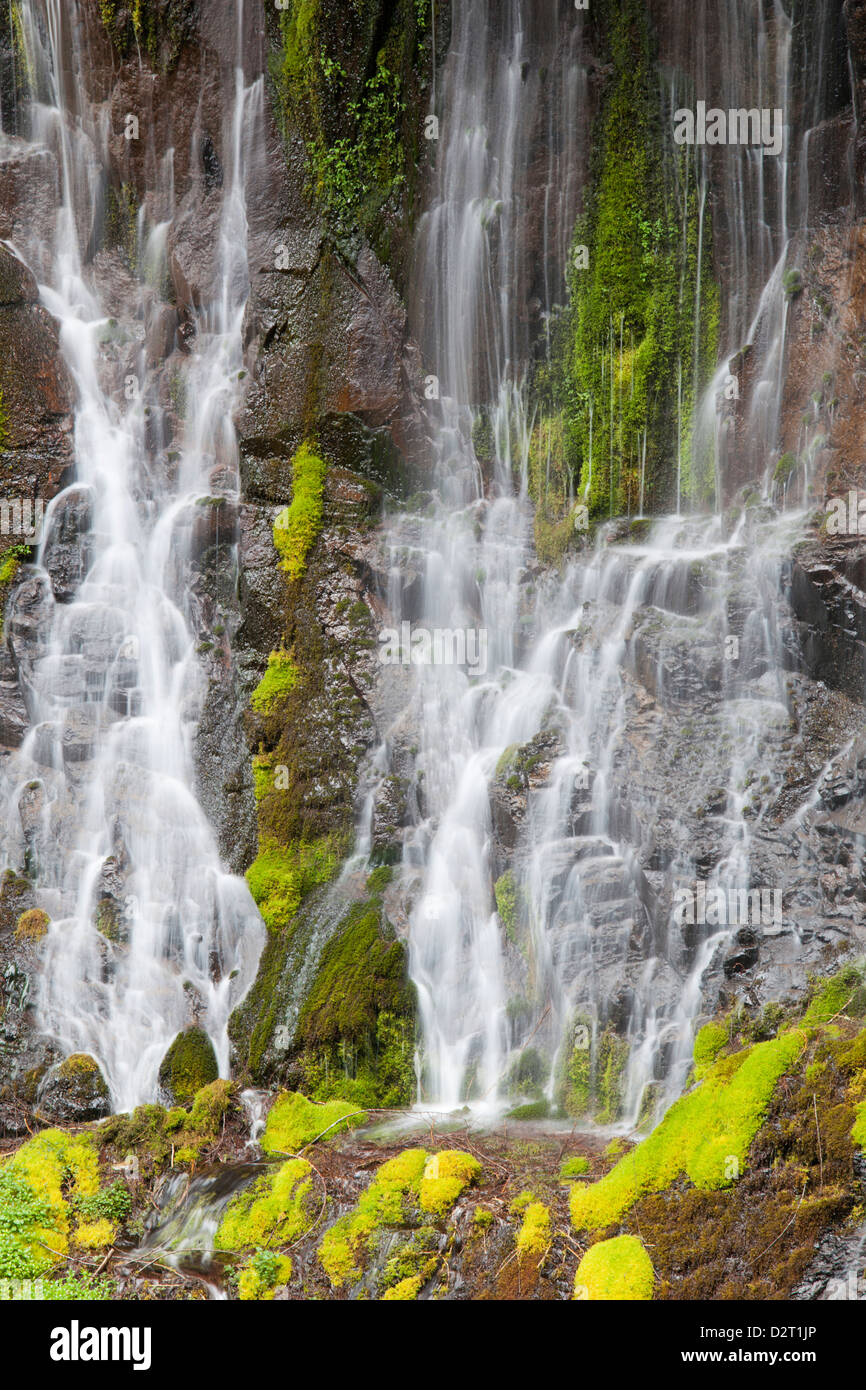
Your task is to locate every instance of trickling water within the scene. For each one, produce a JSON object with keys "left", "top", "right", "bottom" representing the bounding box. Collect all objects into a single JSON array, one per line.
[
  {"left": 370, "top": 0, "right": 838, "bottom": 1122},
  {"left": 0, "top": 0, "right": 265, "bottom": 1109}
]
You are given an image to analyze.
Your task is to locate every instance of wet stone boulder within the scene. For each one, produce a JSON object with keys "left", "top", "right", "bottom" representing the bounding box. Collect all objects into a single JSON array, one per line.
[
  {"left": 158, "top": 1026, "right": 219, "bottom": 1105},
  {"left": 37, "top": 1052, "right": 111, "bottom": 1123}
]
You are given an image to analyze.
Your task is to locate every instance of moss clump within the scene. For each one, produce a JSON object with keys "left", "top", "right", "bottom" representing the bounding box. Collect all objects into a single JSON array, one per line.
[
  {"left": 516, "top": 1201, "right": 551, "bottom": 1264},
  {"left": 251, "top": 650, "right": 299, "bottom": 715},
  {"left": 418, "top": 1150, "right": 482, "bottom": 1215},
  {"left": 237, "top": 1249, "right": 293, "bottom": 1301},
  {"left": 273, "top": 443, "right": 327, "bottom": 581},
  {"left": 216, "top": 1159, "right": 314, "bottom": 1253},
  {"left": 538, "top": 0, "right": 719, "bottom": 519},
  {"left": 381, "top": 1273, "right": 423, "bottom": 1300},
  {"left": 557, "top": 1021, "right": 629, "bottom": 1122},
  {"left": 98, "top": 0, "right": 196, "bottom": 73},
  {"left": 273, "top": 0, "right": 427, "bottom": 244},
  {"left": 245, "top": 835, "right": 342, "bottom": 933},
  {"left": 774, "top": 452, "right": 798, "bottom": 484},
  {"left": 494, "top": 870, "right": 520, "bottom": 944},
  {"left": 693, "top": 1021, "right": 729, "bottom": 1078},
  {"left": 570, "top": 1031, "right": 805, "bottom": 1231},
  {"left": 318, "top": 1147, "right": 428, "bottom": 1289},
  {"left": 804, "top": 964, "right": 866, "bottom": 1025},
  {"left": 14, "top": 908, "right": 49, "bottom": 940},
  {"left": 574, "top": 1234, "right": 654, "bottom": 1300},
  {"left": 0, "top": 1129, "right": 100, "bottom": 1277},
  {"left": 295, "top": 880, "right": 415, "bottom": 1108},
  {"left": 73, "top": 1218, "right": 115, "bottom": 1251},
  {"left": 560, "top": 1156, "right": 590, "bottom": 1179},
  {"left": 99, "top": 1080, "right": 236, "bottom": 1174},
  {"left": 158, "top": 1028, "right": 219, "bottom": 1104},
  {"left": 260, "top": 1091, "right": 365, "bottom": 1156}
]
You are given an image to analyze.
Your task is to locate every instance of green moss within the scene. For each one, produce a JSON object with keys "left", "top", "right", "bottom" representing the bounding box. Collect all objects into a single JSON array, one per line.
[
  {"left": 245, "top": 834, "right": 342, "bottom": 932},
  {"left": 537, "top": 0, "right": 719, "bottom": 519},
  {"left": 381, "top": 1273, "right": 423, "bottom": 1299},
  {"left": 418, "top": 1150, "right": 481, "bottom": 1215},
  {"left": 98, "top": 1080, "right": 235, "bottom": 1174},
  {"left": 570, "top": 1031, "right": 805, "bottom": 1230},
  {"left": 515, "top": 1201, "right": 550, "bottom": 1263},
  {"left": 494, "top": 870, "right": 519, "bottom": 943},
  {"left": 237, "top": 1249, "right": 293, "bottom": 1301},
  {"left": 158, "top": 1027, "right": 218, "bottom": 1104},
  {"left": 380, "top": 1223, "right": 439, "bottom": 1298},
  {"left": 560, "top": 1156, "right": 590, "bottom": 1179},
  {"left": 261, "top": 1091, "right": 365, "bottom": 1156},
  {"left": 273, "top": 0, "right": 426, "bottom": 243},
  {"left": 273, "top": 442, "right": 327, "bottom": 581},
  {"left": 99, "top": 0, "right": 196, "bottom": 72},
  {"left": 318, "top": 1147, "right": 428, "bottom": 1288},
  {"left": 805, "top": 964, "right": 866, "bottom": 1025},
  {"left": 0, "top": 1130, "right": 100, "bottom": 1277},
  {"left": 251, "top": 650, "right": 300, "bottom": 715},
  {"left": 295, "top": 884, "right": 415, "bottom": 1107},
  {"left": 216, "top": 1159, "right": 313, "bottom": 1252},
  {"left": 574, "top": 1234, "right": 654, "bottom": 1300},
  {"left": 694, "top": 1021, "right": 729, "bottom": 1078},
  {"left": 774, "top": 452, "right": 798, "bottom": 484}
]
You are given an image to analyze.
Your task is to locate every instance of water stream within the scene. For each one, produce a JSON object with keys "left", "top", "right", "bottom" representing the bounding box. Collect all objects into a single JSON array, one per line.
[{"left": 0, "top": 0, "right": 265, "bottom": 1110}]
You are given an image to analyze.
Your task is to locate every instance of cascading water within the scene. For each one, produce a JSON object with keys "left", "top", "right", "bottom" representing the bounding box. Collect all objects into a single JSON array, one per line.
[
  {"left": 374, "top": 0, "right": 843, "bottom": 1123},
  {"left": 0, "top": 0, "right": 265, "bottom": 1109}
]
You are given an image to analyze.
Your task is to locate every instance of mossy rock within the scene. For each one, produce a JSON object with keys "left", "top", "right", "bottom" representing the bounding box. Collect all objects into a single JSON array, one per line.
[
  {"left": 157, "top": 1028, "right": 219, "bottom": 1105},
  {"left": 37, "top": 1054, "right": 110, "bottom": 1123},
  {"left": 15, "top": 908, "right": 50, "bottom": 940}
]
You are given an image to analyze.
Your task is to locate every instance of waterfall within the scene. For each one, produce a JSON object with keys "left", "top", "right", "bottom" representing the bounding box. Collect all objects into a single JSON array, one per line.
[
  {"left": 0, "top": 0, "right": 265, "bottom": 1110},
  {"left": 370, "top": 0, "right": 843, "bottom": 1123}
]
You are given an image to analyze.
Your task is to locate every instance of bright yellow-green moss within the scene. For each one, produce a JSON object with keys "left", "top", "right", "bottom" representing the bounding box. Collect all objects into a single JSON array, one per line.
[
  {"left": 215, "top": 1158, "right": 313, "bottom": 1252},
  {"left": 382, "top": 1273, "right": 423, "bottom": 1300},
  {"left": 805, "top": 964, "right": 866, "bottom": 1025},
  {"left": 574, "top": 1234, "right": 654, "bottom": 1300},
  {"left": 516, "top": 1201, "right": 551, "bottom": 1263},
  {"left": 560, "top": 1156, "right": 590, "bottom": 1179},
  {"left": 14, "top": 908, "right": 50, "bottom": 940},
  {"left": 693, "top": 1021, "right": 729, "bottom": 1078},
  {"left": 73, "top": 1218, "right": 115, "bottom": 1250},
  {"left": 261, "top": 1091, "right": 365, "bottom": 1156},
  {"left": 473, "top": 1206, "right": 493, "bottom": 1228},
  {"left": 418, "top": 1150, "right": 482, "bottom": 1215},
  {"left": 853, "top": 1100, "right": 866, "bottom": 1151},
  {"left": 570, "top": 1031, "right": 805, "bottom": 1231},
  {"left": 251, "top": 650, "right": 299, "bottom": 715},
  {"left": 273, "top": 442, "right": 327, "bottom": 580},
  {"left": 237, "top": 1250, "right": 292, "bottom": 1300},
  {"left": 318, "top": 1148, "right": 428, "bottom": 1289},
  {"left": 0, "top": 1130, "right": 100, "bottom": 1275},
  {"left": 245, "top": 835, "right": 342, "bottom": 931}
]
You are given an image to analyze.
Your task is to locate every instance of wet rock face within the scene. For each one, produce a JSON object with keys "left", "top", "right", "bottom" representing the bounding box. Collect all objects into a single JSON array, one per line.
[
  {"left": 0, "top": 245, "right": 74, "bottom": 510},
  {"left": 0, "top": 869, "right": 58, "bottom": 1135}
]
